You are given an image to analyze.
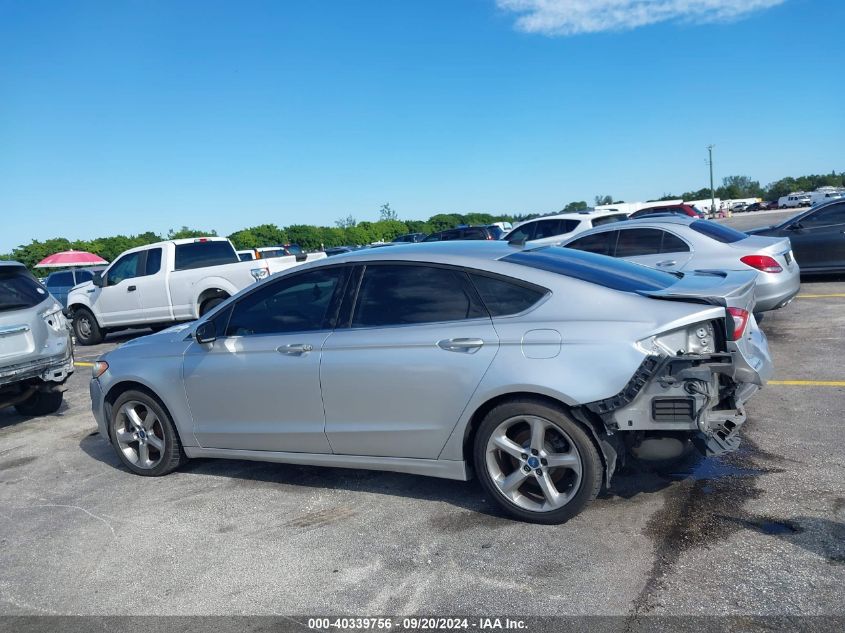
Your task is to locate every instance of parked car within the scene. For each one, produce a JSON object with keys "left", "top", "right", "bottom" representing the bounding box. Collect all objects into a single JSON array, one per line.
[
  {"left": 778, "top": 193, "right": 812, "bottom": 209},
  {"left": 90, "top": 242, "right": 772, "bottom": 524},
  {"left": 503, "top": 210, "right": 629, "bottom": 247},
  {"left": 746, "top": 199, "right": 845, "bottom": 274},
  {"left": 0, "top": 262, "right": 74, "bottom": 416},
  {"left": 423, "top": 226, "right": 498, "bottom": 241},
  {"left": 254, "top": 244, "right": 326, "bottom": 264},
  {"left": 765, "top": 201, "right": 780, "bottom": 210},
  {"left": 66, "top": 237, "right": 311, "bottom": 345},
  {"left": 629, "top": 204, "right": 706, "bottom": 220},
  {"left": 558, "top": 216, "right": 800, "bottom": 313},
  {"left": 43, "top": 267, "right": 106, "bottom": 307},
  {"left": 744, "top": 202, "right": 766, "bottom": 212},
  {"left": 731, "top": 202, "right": 749, "bottom": 213},
  {"left": 392, "top": 233, "right": 427, "bottom": 243}
]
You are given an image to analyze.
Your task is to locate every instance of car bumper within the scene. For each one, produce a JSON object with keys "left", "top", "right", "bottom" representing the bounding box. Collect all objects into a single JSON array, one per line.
[
  {"left": 0, "top": 351, "right": 74, "bottom": 389},
  {"left": 90, "top": 378, "right": 109, "bottom": 438},
  {"left": 753, "top": 268, "right": 801, "bottom": 312}
]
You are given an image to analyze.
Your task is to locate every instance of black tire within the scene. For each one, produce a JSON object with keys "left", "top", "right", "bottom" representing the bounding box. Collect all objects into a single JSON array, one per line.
[
  {"left": 14, "top": 390, "right": 63, "bottom": 416},
  {"left": 109, "top": 389, "right": 186, "bottom": 477},
  {"left": 199, "top": 296, "right": 226, "bottom": 316},
  {"left": 473, "top": 398, "right": 603, "bottom": 524},
  {"left": 72, "top": 307, "right": 104, "bottom": 345}
]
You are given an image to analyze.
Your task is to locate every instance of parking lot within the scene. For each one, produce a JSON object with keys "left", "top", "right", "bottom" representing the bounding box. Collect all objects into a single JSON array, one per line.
[{"left": 1, "top": 211, "right": 843, "bottom": 621}]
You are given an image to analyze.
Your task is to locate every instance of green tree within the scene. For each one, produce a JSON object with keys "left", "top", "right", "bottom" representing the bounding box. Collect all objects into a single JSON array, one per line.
[
  {"left": 335, "top": 214, "right": 357, "bottom": 229},
  {"left": 379, "top": 203, "right": 398, "bottom": 222},
  {"left": 167, "top": 226, "right": 217, "bottom": 240},
  {"left": 594, "top": 195, "right": 613, "bottom": 206},
  {"left": 562, "top": 201, "right": 588, "bottom": 213}
]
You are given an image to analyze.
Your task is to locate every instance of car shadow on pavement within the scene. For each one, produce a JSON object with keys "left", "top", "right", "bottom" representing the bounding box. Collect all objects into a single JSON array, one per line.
[{"left": 0, "top": 399, "right": 71, "bottom": 431}]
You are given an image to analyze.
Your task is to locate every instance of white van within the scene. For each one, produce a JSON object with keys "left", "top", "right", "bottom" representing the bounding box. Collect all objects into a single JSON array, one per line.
[
  {"left": 778, "top": 193, "right": 811, "bottom": 208},
  {"left": 810, "top": 190, "right": 845, "bottom": 207}
]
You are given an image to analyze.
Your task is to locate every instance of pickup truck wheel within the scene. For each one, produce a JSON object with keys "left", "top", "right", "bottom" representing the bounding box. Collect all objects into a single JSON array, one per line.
[
  {"left": 14, "top": 390, "right": 64, "bottom": 416},
  {"left": 199, "top": 297, "right": 225, "bottom": 316},
  {"left": 474, "top": 399, "right": 602, "bottom": 524},
  {"left": 110, "top": 390, "right": 185, "bottom": 477},
  {"left": 73, "top": 308, "right": 104, "bottom": 345}
]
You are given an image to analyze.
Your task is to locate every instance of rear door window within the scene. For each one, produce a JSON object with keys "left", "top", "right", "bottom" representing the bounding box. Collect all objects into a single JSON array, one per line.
[
  {"left": 145, "top": 248, "right": 163, "bottom": 275},
  {"left": 505, "top": 222, "right": 536, "bottom": 243},
  {"left": 469, "top": 274, "right": 547, "bottom": 316},
  {"left": 352, "top": 265, "right": 486, "bottom": 327},
  {"left": 591, "top": 214, "right": 627, "bottom": 227},
  {"left": 174, "top": 241, "right": 238, "bottom": 271},
  {"left": 660, "top": 231, "right": 691, "bottom": 253},
  {"left": 615, "top": 229, "right": 664, "bottom": 257}
]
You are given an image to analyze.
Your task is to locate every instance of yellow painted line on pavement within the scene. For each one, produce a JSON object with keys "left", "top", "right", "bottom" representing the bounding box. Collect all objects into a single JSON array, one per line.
[
  {"left": 769, "top": 380, "right": 845, "bottom": 387},
  {"left": 73, "top": 361, "right": 94, "bottom": 367},
  {"left": 797, "top": 293, "right": 845, "bottom": 298}
]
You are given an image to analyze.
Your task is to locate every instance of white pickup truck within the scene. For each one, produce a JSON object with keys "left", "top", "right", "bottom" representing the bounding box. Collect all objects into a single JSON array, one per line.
[{"left": 67, "top": 237, "right": 325, "bottom": 345}]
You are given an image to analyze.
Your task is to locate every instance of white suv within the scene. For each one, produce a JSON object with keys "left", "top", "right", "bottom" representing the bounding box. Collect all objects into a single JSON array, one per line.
[{"left": 503, "top": 210, "right": 629, "bottom": 247}]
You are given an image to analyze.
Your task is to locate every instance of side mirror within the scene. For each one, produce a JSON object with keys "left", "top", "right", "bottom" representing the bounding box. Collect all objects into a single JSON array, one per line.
[
  {"left": 92, "top": 272, "right": 104, "bottom": 287},
  {"left": 195, "top": 321, "right": 217, "bottom": 345}
]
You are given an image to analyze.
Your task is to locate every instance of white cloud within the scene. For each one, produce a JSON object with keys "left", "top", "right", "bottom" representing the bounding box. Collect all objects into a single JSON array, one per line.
[{"left": 496, "top": 0, "right": 787, "bottom": 36}]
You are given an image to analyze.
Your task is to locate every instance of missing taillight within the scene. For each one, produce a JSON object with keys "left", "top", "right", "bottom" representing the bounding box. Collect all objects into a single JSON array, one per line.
[
  {"left": 727, "top": 307, "right": 750, "bottom": 340},
  {"left": 740, "top": 255, "right": 782, "bottom": 273}
]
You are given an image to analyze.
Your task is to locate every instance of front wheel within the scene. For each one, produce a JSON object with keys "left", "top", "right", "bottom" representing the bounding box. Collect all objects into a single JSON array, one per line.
[
  {"left": 473, "top": 399, "right": 602, "bottom": 524},
  {"left": 15, "top": 390, "right": 63, "bottom": 416},
  {"left": 110, "top": 390, "right": 186, "bottom": 476},
  {"left": 72, "top": 308, "right": 104, "bottom": 345}
]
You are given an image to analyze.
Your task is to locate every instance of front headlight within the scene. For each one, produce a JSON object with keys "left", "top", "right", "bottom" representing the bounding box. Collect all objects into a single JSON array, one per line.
[
  {"left": 250, "top": 267, "right": 270, "bottom": 282},
  {"left": 640, "top": 321, "right": 716, "bottom": 356}
]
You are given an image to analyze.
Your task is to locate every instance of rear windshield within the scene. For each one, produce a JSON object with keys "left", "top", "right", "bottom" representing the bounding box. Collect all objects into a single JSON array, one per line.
[
  {"left": 503, "top": 247, "right": 677, "bottom": 293},
  {"left": 0, "top": 269, "right": 49, "bottom": 312},
  {"left": 174, "top": 241, "right": 238, "bottom": 271},
  {"left": 689, "top": 220, "right": 747, "bottom": 244}
]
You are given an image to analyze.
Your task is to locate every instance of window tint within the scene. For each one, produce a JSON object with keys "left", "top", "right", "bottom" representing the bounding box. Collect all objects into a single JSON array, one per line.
[
  {"left": 470, "top": 274, "right": 547, "bottom": 316},
  {"left": 75, "top": 270, "right": 94, "bottom": 283},
  {"left": 689, "top": 220, "right": 746, "bottom": 244},
  {"left": 615, "top": 229, "right": 663, "bottom": 257},
  {"left": 660, "top": 231, "right": 690, "bottom": 253},
  {"left": 226, "top": 267, "right": 346, "bottom": 336},
  {"left": 107, "top": 252, "right": 142, "bottom": 285},
  {"left": 286, "top": 245, "right": 304, "bottom": 255},
  {"left": 174, "top": 241, "right": 238, "bottom": 271},
  {"left": 803, "top": 202, "right": 845, "bottom": 226},
  {"left": 145, "top": 248, "right": 162, "bottom": 275},
  {"left": 46, "top": 271, "right": 74, "bottom": 287},
  {"left": 505, "top": 223, "right": 535, "bottom": 243},
  {"left": 352, "top": 265, "right": 485, "bottom": 327},
  {"left": 591, "top": 214, "right": 627, "bottom": 227},
  {"left": 461, "top": 228, "right": 489, "bottom": 240},
  {"left": 503, "top": 247, "right": 678, "bottom": 293},
  {"left": 565, "top": 231, "right": 618, "bottom": 256},
  {"left": 0, "top": 269, "right": 48, "bottom": 312}
]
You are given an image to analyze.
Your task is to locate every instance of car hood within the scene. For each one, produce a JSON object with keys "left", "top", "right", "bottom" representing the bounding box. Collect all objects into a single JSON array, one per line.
[{"left": 67, "top": 280, "right": 95, "bottom": 298}]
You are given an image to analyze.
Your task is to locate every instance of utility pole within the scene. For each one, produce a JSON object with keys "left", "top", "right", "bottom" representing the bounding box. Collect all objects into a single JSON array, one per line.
[{"left": 707, "top": 145, "right": 715, "bottom": 215}]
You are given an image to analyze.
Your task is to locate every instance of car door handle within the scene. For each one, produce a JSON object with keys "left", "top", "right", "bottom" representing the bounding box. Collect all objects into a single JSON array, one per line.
[
  {"left": 127, "top": 285, "right": 137, "bottom": 292},
  {"left": 276, "top": 343, "right": 314, "bottom": 355},
  {"left": 87, "top": 288, "right": 96, "bottom": 293},
  {"left": 437, "top": 338, "right": 484, "bottom": 352},
  {"left": 655, "top": 260, "right": 676, "bottom": 267}
]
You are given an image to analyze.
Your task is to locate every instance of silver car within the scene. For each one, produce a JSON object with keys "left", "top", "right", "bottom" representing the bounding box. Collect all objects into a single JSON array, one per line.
[
  {"left": 90, "top": 242, "right": 772, "bottom": 523},
  {"left": 1, "top": 262, "right": 74, "bottom": 415},
  {"left": 558, "top": 216, "right": 801, "bottom": 313}
]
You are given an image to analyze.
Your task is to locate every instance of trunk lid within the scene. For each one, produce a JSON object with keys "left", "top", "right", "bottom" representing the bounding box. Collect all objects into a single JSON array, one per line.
[{"left": 638, "top": 269, "right": 758, "bottom": 313}]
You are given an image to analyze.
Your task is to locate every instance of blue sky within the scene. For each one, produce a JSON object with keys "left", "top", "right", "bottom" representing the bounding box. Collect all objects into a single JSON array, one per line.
[{"left": 1, "top": 0, "right": 843, "bottom": 251}]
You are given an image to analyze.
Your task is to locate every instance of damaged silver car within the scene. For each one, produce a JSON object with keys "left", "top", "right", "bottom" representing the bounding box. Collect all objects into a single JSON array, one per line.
[
  {"left": 89, "top": 243, "right": 772, "bottom": 523},
  {"left": 0, "top": 262, "right": 74, "bottom": 415}
]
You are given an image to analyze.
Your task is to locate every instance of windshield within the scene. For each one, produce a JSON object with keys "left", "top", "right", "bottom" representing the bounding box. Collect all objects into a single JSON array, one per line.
[
  {"left": 0, "top": 269, "right": 49, "bottom": 312},
  {"left": 503, "top": 246, "right": 678, "bottom": 293}
]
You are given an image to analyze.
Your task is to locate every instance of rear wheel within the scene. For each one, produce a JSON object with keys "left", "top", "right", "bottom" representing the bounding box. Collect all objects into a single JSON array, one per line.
[
  {"left": 199, "top": 296, "right": 226, "bottom": 316},
  {"left": 73, "top": 307, "right": 104, "bottom": 345},
  {"left": 110, "top": 390, "right": 185, "bottom": 476},
  {"left": 474, "top": 399, "right": 602, "bottom": 524},
  {"left": 14, "top": 390, "right": 63, "bottom": 416}
]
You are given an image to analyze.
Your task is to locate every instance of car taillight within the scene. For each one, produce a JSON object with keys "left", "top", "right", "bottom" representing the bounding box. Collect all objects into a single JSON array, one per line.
[
  {"left": 740, "top": 255, "right": 782, "bottom": 273},
  {"left": 727, "top": 307, "right": 750, "bottom": 340}
]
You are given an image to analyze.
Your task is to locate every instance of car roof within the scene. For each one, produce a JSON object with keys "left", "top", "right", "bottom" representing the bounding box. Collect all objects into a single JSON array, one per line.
[
  {"left": 522, "top": 209, "right": 626, "bottom": 222},
  {"left": 310, "top": 239, "right": 519, "bottom": 265},
  {"left": 0, "top": 261, "right": 27, "bottom": 271}
]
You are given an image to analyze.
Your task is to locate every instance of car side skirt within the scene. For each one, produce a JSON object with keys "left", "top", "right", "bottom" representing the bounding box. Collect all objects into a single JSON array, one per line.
[{"left": 183, "top": 447, "right": 471, "bottom": 481}]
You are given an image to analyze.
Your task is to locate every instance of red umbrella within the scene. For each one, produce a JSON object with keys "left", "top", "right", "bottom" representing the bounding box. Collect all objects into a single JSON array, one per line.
[{"left": 35, "top": 250, "right": 109, "bottom": 268}]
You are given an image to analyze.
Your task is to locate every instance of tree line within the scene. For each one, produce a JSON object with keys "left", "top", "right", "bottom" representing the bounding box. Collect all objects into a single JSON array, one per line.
[{"left": 3, "top": 171, "right": 841, "bottom": 270}]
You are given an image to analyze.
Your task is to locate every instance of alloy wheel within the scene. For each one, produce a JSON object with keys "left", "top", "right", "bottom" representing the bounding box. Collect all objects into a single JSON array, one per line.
[{"left": 113, "top": 400, "right": 166, "bottom": 470}]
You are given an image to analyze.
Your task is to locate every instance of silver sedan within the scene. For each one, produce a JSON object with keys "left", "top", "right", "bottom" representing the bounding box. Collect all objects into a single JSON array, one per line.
[
  {"left": 90, "top": 242, "right": 772, "bottom": 523},
  {"left": 557, "top": 216, "right": 801, "bottom": 312}
]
